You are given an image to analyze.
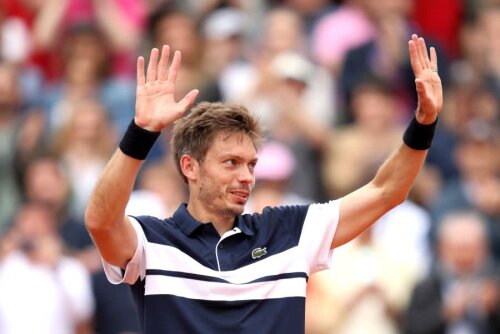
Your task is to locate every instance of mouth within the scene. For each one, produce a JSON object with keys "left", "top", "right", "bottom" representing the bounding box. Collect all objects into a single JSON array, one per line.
[{"left": 230, "top": 189, "right": 250, "bottom": 203}]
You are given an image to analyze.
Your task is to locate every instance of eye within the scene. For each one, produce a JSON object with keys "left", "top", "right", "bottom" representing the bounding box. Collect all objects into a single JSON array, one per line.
[
  {"left": 248, "top": 161, "right": 257, "bottom": 172},
  {"left": 224, "top": 159, "right": 238, "bottom": 167}
]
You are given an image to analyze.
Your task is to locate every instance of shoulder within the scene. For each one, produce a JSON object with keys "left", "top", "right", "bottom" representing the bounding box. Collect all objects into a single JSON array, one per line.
[
  {"left": 255, "top": 205, "right": 310, "bottom": 223},
  {"left": 131, "top": 215, "right": 165, "bottom": 229},
  {"left": 130, "top": 215, "right": 178, "bottom": 243},
  {"left": 239, "top": 205, "right": 310, "bottom": 236},
  {"left": 412, "top": 271, "right": 441, "bottom": 295}
]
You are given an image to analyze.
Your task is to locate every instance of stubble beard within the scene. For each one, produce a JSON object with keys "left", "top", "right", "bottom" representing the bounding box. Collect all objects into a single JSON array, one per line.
[{"left": 198, "top": 178, "right": 243, "bottom": 219}]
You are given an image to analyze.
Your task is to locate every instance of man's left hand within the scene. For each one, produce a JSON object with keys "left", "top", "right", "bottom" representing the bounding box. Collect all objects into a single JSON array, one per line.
[{"left": 408, "top": 34, "right": 443, "bottom": 125}]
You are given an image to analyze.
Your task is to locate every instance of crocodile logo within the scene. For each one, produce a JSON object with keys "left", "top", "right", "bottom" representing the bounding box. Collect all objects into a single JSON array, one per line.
[{"left": 251, "top": 247, "right": 267, "bottom": 259}]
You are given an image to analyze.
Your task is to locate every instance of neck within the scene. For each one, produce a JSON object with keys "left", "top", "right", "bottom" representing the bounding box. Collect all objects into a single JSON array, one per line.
[{"left": 186, "top": 200, "right": 236, "bottom": 236}]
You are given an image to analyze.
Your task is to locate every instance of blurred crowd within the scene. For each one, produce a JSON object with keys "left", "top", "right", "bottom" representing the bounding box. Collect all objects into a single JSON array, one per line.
[{"left": 0, "top": 0, "right": 499, "bottom": 333}]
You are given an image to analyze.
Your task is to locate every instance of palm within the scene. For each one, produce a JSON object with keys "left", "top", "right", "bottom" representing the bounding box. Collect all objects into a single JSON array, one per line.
[
  {"left": 134, "top": 46, "right": 199, "bottom": 132},
  {"left": 408, "top": 34, "right": 443, "bottom": 124}
]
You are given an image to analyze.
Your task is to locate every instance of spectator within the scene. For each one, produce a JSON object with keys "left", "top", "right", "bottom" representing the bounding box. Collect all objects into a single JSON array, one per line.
[
  {"left": 22, "top": 154, "right": 93, "bottom": 253},
  {"left": 147, "top": 5, "right": 221, "bottom": 103},
  {"left": 0, "top": 201, "right": 94, "bottom": 334},
  {"left": 32, "top": 0, "right": 146, "bottom": 79},
  {"left": 201, "top": 7, "right": 247, "bottom": 80},
  {"left": 339, "top": 0, "right": 448, "bottom": 124},
  {"left": 429, "top": 130, "right": 500, "bottom": 259},
  {"left": 405, "top": 211, "right": 500, "bottom": 334},
  {"left": 322, "top": 79, "right": 403, "bottom": 198},
  {"left": 321, "top": 226, "right": 420, "bottom": 334},
  {"left": 280, "top": 0, "right": 336, "bottom": 35},
  {"left": 0, "top": 62, "right": 44, "bottom": 232},
  {"left": 312, "top": 0, "right": 376, "bottom": 76},
  {"left": 0, "top": 4, "right": 31, "bottom": 64},
  {"left": 50, "top": 98, "right": 117, "bottom": 220},
  {"left": 41, "top": 24, "right": 136, "bottom": 136}
]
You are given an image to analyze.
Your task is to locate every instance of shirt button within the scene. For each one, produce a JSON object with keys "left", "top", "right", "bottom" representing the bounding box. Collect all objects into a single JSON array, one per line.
[{"left": 219, "top": 244, "right": 223, "bottom": 249}]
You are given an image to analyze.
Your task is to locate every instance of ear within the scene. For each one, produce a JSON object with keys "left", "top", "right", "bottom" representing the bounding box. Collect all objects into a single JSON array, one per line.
[{"left": 179, "top": 154, "right": 198, "bottom": 182}]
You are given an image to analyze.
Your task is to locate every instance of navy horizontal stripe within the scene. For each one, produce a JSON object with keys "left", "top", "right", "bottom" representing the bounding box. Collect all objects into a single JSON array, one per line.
[
  {"left": 145, "top": 269, "right": 308, "bottom": 285},
  {"left": 140, "top": 294, "right": 306, "bottom": 334}
]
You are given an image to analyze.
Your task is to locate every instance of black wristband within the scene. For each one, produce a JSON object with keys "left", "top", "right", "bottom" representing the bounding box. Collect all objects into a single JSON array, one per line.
[
  {"left": 403, "top": 116, "right": 438, "bottom": 150},
  {"left": 119, "top": 120, "right": 161, "bottom": 160}
]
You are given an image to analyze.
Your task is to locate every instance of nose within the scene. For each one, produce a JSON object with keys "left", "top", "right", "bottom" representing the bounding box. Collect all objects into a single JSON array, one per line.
[{"left": 238, "top": 165, "right": 254, "bottom": 184}]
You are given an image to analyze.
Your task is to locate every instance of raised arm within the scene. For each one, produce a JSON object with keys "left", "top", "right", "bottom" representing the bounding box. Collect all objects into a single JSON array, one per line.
[
  {"left": 85, "top": 46, "right": 198, "bottom": 268},
  {"left": 332, "top": 34, "right": 442, "bottom": 248}
]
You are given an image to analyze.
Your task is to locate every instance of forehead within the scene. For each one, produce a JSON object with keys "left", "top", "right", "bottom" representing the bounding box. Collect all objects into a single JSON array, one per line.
[
  {"left": 442, "top": 220, "right": 484, "bottom": 246},
  {"left": 206, "top": 132, "right": 257, "bottom": 159}
]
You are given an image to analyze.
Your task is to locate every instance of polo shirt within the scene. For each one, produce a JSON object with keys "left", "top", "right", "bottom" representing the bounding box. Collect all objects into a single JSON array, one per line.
[{"left": 103, "top": 200, "right": 340, "bottom": 334}]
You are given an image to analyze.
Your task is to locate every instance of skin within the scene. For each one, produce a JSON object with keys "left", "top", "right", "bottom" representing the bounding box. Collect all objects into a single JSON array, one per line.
[
  {"left": 181, "top": 132, "right": 258, "bottom": 235},
  {"left": 86, "top": 34, "right": 442, "bottom": 268}
]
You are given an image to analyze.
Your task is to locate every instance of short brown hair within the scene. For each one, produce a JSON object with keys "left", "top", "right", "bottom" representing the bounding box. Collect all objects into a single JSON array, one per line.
[{"left": 171, "top": 102, "right": 264, "bottom": 182}]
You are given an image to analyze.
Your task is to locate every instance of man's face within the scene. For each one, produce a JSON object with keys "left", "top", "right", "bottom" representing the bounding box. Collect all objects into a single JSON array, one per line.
[
  {"left": 194, "top": 132, "right": 258, "bottom": 218},
  {"left": 439, "top": 219, "right": 487, "bottom": 276}
]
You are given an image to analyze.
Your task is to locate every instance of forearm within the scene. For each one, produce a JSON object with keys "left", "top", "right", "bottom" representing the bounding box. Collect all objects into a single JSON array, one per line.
[
  {"left": 334, "top": 143, "right": 429, "bottom": 248},
  {"left": 93, "top": 0, "right": 139, "bottom": 51},
  {"left": 32, "top": 0, "right": 68, "bottom": 50},
  {"left": 85, "top": 149, "right": 141, "bottom": 231},
  {"left": 371, "top": 143, "right": 427, "bottom": 205}
]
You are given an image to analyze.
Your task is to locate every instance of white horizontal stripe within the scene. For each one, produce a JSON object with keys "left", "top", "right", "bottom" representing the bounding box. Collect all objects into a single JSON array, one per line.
[
  {"left": 146, "top": 242, "right": 308, "bottom": 284},
  {"left": 144, "top": 274, "right": 307, "bottom": 301}
]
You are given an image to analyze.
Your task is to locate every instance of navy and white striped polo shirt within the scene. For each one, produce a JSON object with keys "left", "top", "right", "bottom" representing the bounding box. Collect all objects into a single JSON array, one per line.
[{"left": 104, "top": 200, "right": 340, "bottom": 334}]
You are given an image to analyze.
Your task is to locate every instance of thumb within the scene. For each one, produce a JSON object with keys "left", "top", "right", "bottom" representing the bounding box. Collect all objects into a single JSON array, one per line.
[
  {"left": 179, "top": 89, "right": 199, "bottom": 110},
  {"left": 414, "top": 79, "right": 431, "bottom": 101}
]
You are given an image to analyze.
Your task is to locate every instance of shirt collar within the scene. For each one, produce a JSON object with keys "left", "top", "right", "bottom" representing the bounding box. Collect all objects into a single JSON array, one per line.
[
  {"left": 173, "top": 203, "right": 255, "bottom": 237},
  {"left": 173, "top": 203, "right": 202, "bottom": 236},
  {"left": 234, "top": 215, "right": 255, "bottom": 236}
]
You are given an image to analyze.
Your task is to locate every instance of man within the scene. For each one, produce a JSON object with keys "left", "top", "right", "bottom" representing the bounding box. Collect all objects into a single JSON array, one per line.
[
  {"left": 405, "top": 211, "right": 500, "bottom": 334},
  {"left": 0, "top": 202, "right": 94, "bottom": 334},
  {"left": 85, "top": 34, "right": 442, "bottom": 333}
]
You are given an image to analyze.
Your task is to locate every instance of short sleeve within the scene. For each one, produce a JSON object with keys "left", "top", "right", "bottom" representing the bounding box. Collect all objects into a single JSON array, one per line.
[
  {"left": 102, "top": 217, "right": 147, "bottom": 285},
  {"left": 298, "top": 199, "right": 340, "bottom": 274}
]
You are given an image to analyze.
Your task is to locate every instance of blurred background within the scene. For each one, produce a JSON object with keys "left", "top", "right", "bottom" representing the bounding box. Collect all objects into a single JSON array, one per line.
[{"left": 0, "top": 0, "right": 499, "bottom": 333}]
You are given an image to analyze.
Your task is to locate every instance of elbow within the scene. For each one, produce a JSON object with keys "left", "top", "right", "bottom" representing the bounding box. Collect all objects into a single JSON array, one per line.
[
  {"left": 377, "top": 183, "right": 408, "bottom": 211},
  {"left": 391, "top": 189, "right": 408, "bottom": 207},
  {"left": 84, "top": 207, "right": 116, "bottom": 234},
  {"left": 84, "top": 208, "right": 100, "bottom": 233}
]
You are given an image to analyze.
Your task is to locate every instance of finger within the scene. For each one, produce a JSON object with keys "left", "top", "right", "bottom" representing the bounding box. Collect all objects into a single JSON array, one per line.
[
  {"left": 415, "top": 79, "right": 426, "bottom": 95},
  {"left": 408, "top": 38, "right": 422, "bottom": 74},
  {"left": 430, "top": 47, "right": 438, "bottom": 69},
  {"left": 414, "top": 35, "right": 427, "bottom": 69},
  {"left": 179, "top": 89, "right": 199, "bottom": 110},
  {"left": 136, "top": 56, "right": 145, "bottom": 86},
  {"left": 146, "top": 48, "right": 159, "bottom": 83},
  {"left": 418, "top": 37, "right": 431, "bottom": 68},
  {"left": 167, "top": 50, "right": 181, "bottom": 85},
  {"left": 157, "top": 45, "right": 170, "bottom": 81}
]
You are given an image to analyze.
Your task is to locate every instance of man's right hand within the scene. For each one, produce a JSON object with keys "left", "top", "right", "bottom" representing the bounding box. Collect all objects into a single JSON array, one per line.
[{"left": 134, "top": 45, "right": 199, "bottom": 132}]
